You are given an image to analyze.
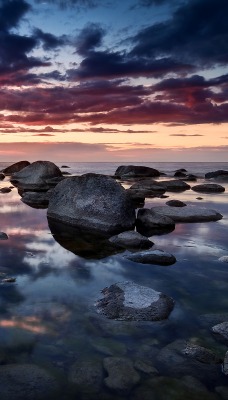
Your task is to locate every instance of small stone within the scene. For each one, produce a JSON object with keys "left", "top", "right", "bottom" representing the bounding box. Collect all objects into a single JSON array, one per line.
[
  {"left": 0, "top": 232, "right": 8, "bottom": 240},
  {"left": 166, "top": 200, "right": 187, "bottom": 207},
  {"left": 103, "top": 357, "right": 140, "bottom": 394},
  {"left": 134, "top": 359, "right": 159, "bottom": 376},
  {"left": 109, "top": 231, "right": 153, "bottom": 249},
  {"left": 192, "top": 184, "right": 225, "bottom": 193},
  {"left": 68, "top": 360, "right": 103, "bottom": 394},
  {"left": 0, "top": 187, "right": 11, "bottom": 193}
]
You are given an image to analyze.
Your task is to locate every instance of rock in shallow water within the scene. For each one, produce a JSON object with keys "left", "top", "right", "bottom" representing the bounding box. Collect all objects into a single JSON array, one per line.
[
  {"left": 103, "top": 357, "right": 141, "bottom": 394},
  {"left": 2, "top": 161, "right": 30, "bottom": 175},
  {"left": 182, "top": 343, "right": 222, "bottom": 364},
  {"left": 192, "top": 184, "right": 225, "bottom": 193},
  {"left": 125, "top": 249, "right": 176, "bottom": 265},
  {"left": 95, "top": 281, "right": 175, "bottom": 321},
  {"left": 115, "top": 165, "right": 160, "bottom": 178},
  {"left": 223, "top": 351, "right": 228, "bottom": 375},
  {"left": 136, "top": 208, "right": 175, "bottom": 236},
  {"left": 68, "top": 360, "right": 103, "bottom": 394},
  {"left": 108, "top": 230, "right": 153, "bottom": 249},
  {"left": 152, "top": 205, "right": 223, "bottom": 222},
  {"left": 211, "top": 322, "right": 228, "bottom": 344}
]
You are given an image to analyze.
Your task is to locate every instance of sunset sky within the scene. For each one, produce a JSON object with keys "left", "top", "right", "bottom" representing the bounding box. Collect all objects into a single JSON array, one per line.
[{"left": 0, "top": 0, "right": 227, "bottom": 162}]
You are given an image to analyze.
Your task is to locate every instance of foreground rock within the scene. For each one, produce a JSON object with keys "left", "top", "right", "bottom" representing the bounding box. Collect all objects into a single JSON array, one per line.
[
  {"left": 0, "top": 363, "right": 59, "bottom": 400},
  {"left": 96, "top": 281, "right": 175, "bottom": 321},
  {"left": 159, "top": 179, "right": 191, "bottom": 192},
  {"left": 124, "top": 249, "right": 176, "bottom": 265},
  {"left": 109, "top": 231, "right": 153, "bottom": 249},
  {"left": 48, "top": 173, "right": 136, "bottom": 235},
  {"left": 68, "top": 360, "right": 103, "bottom": 394},
  {"left": 152, "top": 205, "right": 223, "bottom": 222},
  {"left": 103, "top": 357, "right": 140, "bottom": 394},
  {"left": 205, "top": 170, "right": 228, "bottom": 179},
  {"left": 166, "top": 200, "right": 187, "bottom": 207},
  {"left": 211, "top": 322, "right": 228, "bottom": 344},
  {"left": 192, "top": 184, "right": 225, "bottom": 193},
  {"left": 136, "top": 208, "right": 175, "bottom": 236},
  {"left": 115, "top": 165, "right": 160, "bottom": 178},
  {"left": 10, "top": 161, "right": 62, "bottom": 191},
  {"left": 2, "top": 161, "right": 30, "bottom": 175}
]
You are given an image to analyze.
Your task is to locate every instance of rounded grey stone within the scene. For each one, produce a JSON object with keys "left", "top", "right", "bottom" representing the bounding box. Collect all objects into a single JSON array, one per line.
[
  {"left": 0, "top": 232, "right": 8, "bottom": 240},
  {"left": 109, "top": 231, "right": 153, "bottom": 249},
  {"left": 3, "top": 161, "right": 30, "bottom": 175},
  {"left": 182, "top": 343, "right": 222, "bottom": 364},
  {"left": 159, "top": 179, "right": 191, "bottom": 192},
  {"left": 166, "top": 200, "right": 187, "bottom": 207}
]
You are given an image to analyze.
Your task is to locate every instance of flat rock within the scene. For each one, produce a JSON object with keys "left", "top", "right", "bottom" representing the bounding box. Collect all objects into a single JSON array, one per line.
[
  {"left": 68, "top": 360, "right": 103, "bottom": 393},
  {"left": 48, "top": 173, "right": 136, "bottom": 235},
  {"left": 109, "top": 231, "right": 153, "bottom": 249},
  {"left": 10, "top": 161, "right": 62, "bottom": 191},
  {"left": 205, "top": 170, "right": 228, "bottom": 179},
  {"left": 96, "top": 281, "right": 175, "bottom": 321},
  {"left": 152, "top": 205, "right": 223, "bottom": 222},
  {"left": 192, "top": 184, "right": 225, "bottom": 193},
  {"left": 0, "top": 232, "right": 8, "bottom": 240},
  {"left": 2, "top": 161, "right": 30, "bottom": 175},
  {"left": 115, "top": 165, "right": 160, "bottom": 178},
  {"left": 125, "top": 249, "right": 176, "bottom": 265},
  {"left": 136, "top": 208, "right": 175, "bottom": 236},
  {"left": 159, "top": 179, "right": 191, "bottom": 192},
  {"left": 166, "top": 200, "right": 187, "bottom": 207},
  {"left": 0, "top": 363, "right": 59, "bottom": 400},
  {"left": 182, "top": 343, "right": 222, "bottom": 364},
  {"left": 211, "top": 322, "right": 228, "bottom": 344},
  {"left": 103, "top": 357, "right": 140, "bottom": 394},
  {"left": 223, "top": 351, "right": 228, "bottom": 375}
]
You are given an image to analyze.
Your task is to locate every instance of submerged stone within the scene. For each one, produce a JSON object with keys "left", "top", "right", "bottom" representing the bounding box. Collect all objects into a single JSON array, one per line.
[
  {"left": 103, "top": 357, "right": 141, "bottom": 394},
  {"left": 182, "top": 343, "right": 222, "bottom": 364},
  {"left": 223, "top": 351, "right": 228, "bottom": 375},
  {"left": 68, "top": 360, "right": 103, "bottom": 394},
  {"left": 96, "top": 281, "right": 175, "bottom": 321}
]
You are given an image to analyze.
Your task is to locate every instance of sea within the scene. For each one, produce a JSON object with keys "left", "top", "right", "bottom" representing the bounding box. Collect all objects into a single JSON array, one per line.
[{"left": 0, "top": 161, "right": 228, "bottom": 399}]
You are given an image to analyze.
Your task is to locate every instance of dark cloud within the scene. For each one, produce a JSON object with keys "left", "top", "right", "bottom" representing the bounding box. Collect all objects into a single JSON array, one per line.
[
  {"left": 33, "top": 28, "right": 67, "bottom": 50},
  {"left": 0, "top": 0, "right": 30, "bottom": 32},
  {"left": 34, "top": 0, "right": 101, "bottom": 9},
  {"left": 75, "top": 23, "right": 105, "bottom": 56},
  {"left": 131, "top": 0, "right": 228, "bottom": 67}
]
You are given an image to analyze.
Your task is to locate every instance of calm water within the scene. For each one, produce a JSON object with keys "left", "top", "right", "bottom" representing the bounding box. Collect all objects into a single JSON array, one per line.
[{"left": 0, "top": 162, "right": 228, "bottom": 399}]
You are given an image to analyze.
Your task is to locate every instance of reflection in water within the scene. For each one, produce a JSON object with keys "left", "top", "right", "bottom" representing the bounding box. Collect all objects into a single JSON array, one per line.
[{"left": 0, "top": 171, "right": 227, "bottom": 398}]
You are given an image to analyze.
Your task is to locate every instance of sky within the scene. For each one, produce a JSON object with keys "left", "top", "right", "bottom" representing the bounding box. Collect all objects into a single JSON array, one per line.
[{"left": 0, "top": 0, "right": 227, "bottom": 162}]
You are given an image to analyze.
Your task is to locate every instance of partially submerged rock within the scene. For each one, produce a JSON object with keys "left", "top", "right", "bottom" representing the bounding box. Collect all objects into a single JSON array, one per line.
[
  {"left": 124, "top": 249, "right": 176, "bottom": 265},
  {"left": 48, "top": 173, "right": 136, "bottom": 235},
  {"left": 159, "top": 179, "right": 191, "bottom": 192},
  {"left": 21, "top": 190, "right": 53, "bottom": 208},
  {"left": 129, "top": 179, "right": 166, "bottom": 195},
  {"left": 96, "top": 281, "right": 175, "bottom": 321},
  {"left": 109, "top": 231, "right": 153, "bottom": 249},
  {"left": 2, "top": 161, "right": 30, "bottom": 175},
  {"left": 0, "top": 187, "right": 11, "bottom": 193},
  {"left": 103, "top": 357, "right": 140, "bottom": 394},
  {"left": 211, "top": 322, "right": 228, "bottom": 344},
  {"left": 0, "top": 173, "right": 5, "bottom": 180},
  {"left": 152, "top": 205, "right": 223, "bottom": 222},
  {"left": 205, "top": 170, "right": 228, "bottom": 179},
  {"left": 0, "top": 232, "right": 8, "bottom": 240},
  {"left": 192, "top": 184, "right": 225, "bottom": 193},
  {"left": 10, "top": 161, "right": 62, "bottom": 191},
  {"left": 115, "top": 165, "right": 160, "bottom": 178},
  {"left": 166, "top": 200, "right": 187, "bottom": 207},
  {"left": 136, "top": 208, "right": 175, "bottom": 236},
  {"left": 68, "top": 360, "right": 103, "bottom": 394}
]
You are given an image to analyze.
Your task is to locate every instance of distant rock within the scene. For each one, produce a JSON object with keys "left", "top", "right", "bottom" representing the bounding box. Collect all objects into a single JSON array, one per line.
[
  {"left": 0, "top": 173, "right": 5, "bottom": 180},
  {"left": 129, "top": 179, "right": 166, "bottom": 195},
  {"left": 96, "top": 281, "right": 175, "bottom": 321},
  {"left": 211, "top": 322, "right": 228, "bottom": 344},
  {"left": 124, "top": 249, "right": 176, "bottom": 266},
  {"left": 2, "top": 161, "right": 30, "bottom": 175},
  {"left": 152, "top": 205, "right": 223, "bottom": 222},
  {"left": 61, "top": 165, "right": 70, "bottom": 168},
  {"left": 159, "top": 179, "right": 191, "bottom": 192},
  {"left": 136, "top": 208, "right": 175, "bottom": 236},
  {"left": 103, "top": 357, "right": 140, "bottom": 394},
  {"left": 166, "top": 200, "right": 187, "bottom": 207},
  {"left": 48, "top": 173, "right": 136, "bottom": 235},
  {"left": 115, "top": 165, "right": 160, "bottom": 178},
  {"left": 192, "top": 184, "right": 225, "bottom": 193},
  {"left": 0, "top": 363, "right": 59, "bottom": 400},
  {"left": 174, "top": 170, "right": 187, "bottom": 177},
  {"left": 0, "top": 232, "right": 8, "bottom": 240},
  {"left": 205, "top": 170, "right": 228, "bottom": 179},
  {"left": 10, "top": 161, "right": 62, "bottom": 191},
  {"left": 109, "top": 231, "right": 153, "bottom": 249},
  {"left": 0, "top": 187, "right": 11, "bottom": 193}
]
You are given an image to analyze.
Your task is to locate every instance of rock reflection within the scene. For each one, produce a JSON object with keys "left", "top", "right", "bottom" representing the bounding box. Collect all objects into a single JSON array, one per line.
[{"left": 48, "top": 218, "right": 122, "bottom": 259}]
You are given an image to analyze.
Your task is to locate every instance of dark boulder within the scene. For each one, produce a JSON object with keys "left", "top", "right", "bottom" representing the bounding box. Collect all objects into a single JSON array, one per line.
[
  {"left": 0, "top": 173, "right": 5, "bottom": 180},
  {"left": 192, "top": 184, "right": 225, "bottom": 193},
  {"left": 47, "top": 173, "right": 136, "bottom": 235},
  {"left": 136, "top": 208, "right": 175, "bottom": 236},
  {"left": 109, "top": 231, "right": 153, "bottom": 249},
  {"left": 166, "top": 200, "right": 187, "bottom": 207},
  {"left": 153, "top": 205, "right": 223, "bottom": 222},
  {"left": 205, "top": 170, "right": 228, "bottom": 179},
  {"left": 159, "top": 180, "right": 191, "bottom": 192},
  {"left": 129, "top": 179, "right": 166, "bottom": 195},
  {"left": 2, "top": 161, "right": 30, "bottom": 175},
  {"left": 124, "top": 249, "right": 176, "bottom": 266},
  {"left": 115, "top": 165, "right": 160, "bottom": 178}
]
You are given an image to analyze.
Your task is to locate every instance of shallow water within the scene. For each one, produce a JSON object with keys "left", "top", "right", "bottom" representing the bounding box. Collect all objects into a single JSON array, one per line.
[{"left": 0, "top": 162, "right": 228, "bottom": 399}]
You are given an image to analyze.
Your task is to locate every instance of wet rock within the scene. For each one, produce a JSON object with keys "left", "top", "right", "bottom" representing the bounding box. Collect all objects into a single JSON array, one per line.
[
  {"left": 175, "top": 168, "right": 187, "bottom": 173},
  {"left": 10, "top": 160, "right": 62, "bottom": 191},
  {"left": 182, "top": 174, "right": 197, "bottom": 182},
  {"left": 192, "top": 184, "right": 225, "bottom": 193},
  {"left": 115, "top": 165, "right": 160, "bottom": 178},
  {"left": 159, "top": 179, "right": 191, "bottom": 192},
  {"left": 218, "top": 256, "right": 228, "bottom": 263},
  {"left": 205, "top": 170, "right": 228, "bottom": 179},
  {"left": 48, "top": 173, "right": 136, "bottom": 235},
  {"left": 21, "top": 190, "right": 53, "bottom": 208},
  {"left": 68, "top": 359, "right": 103, "bottom": 394},
  {"left": 211, "top": 322, "right": 228, "bottom": 344},
  {"left": 129, "top": 180, "right": 166, "bottom": 195},
  {"left": 90, "top": 337, "right": 127, "bottom": 356},
  {"left": 0, "top": 173, "right": 5, "bottom": 180},
  {"left": 125, "top": 249, "right": 176, "bottom": 266},
  {"left": 174, "top": 171, "right": 187, "bottom": 177},
  {"left": 223, "top": 351, "right": 228, "bottom": 375},
  {"left": 2, "top": 161, "right": 30, "bottom": 175},
  {"left": 166, "top": 200, "right": 186, "bottom": 207},
  {"left": 61, "top": 165, "right": 70, "bottom": 168},
  {"left": 96, "top": 281, "right": 175, "bottom": 321},
  {"left": 109, "top": 231, "right": 153, "bottom": 250},
  {"left": 103, "top": 357, "right": 140, "bottom": 394},
  {"left": 126, "top": 189, "right": 145, "bottom": 207},
  {"left": 0, "top": 187, "right": 11, "bottom": 193},
  {"left": 136, "top": 208, "right": 175, "bottom": 236},
  {"left": 0, "top": 363, "right": 60, "bottom": 400},
  {"left": 0, "top": 232, "right": 8, "bottom": 240},
  {"left": 182, "top": 343, "right": 222, "bottom": 364},
  {"left": 152, "top": 205, "right": 223, "bottom": 222},
  {"left": 134, "top": 359, "right": 159, "bottom": 376}
]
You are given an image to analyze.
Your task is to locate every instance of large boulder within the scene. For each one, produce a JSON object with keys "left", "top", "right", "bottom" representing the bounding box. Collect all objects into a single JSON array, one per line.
[
  {"left": 191, "top": 184, "right": 225, "bottom": 193},
  {"left": 205, "top": 170, "right": 228, "bottom": 179},
  {"left": 47, "top": 173, "right": 136, "bottom": 235},
  {"left": 115, "top": 165, "right": 160, "bottom": 178},
  {"left": 159, "top": 180, "right": 191, "bottom": 192},
  {"left": 10, "top": 161, "right": 62, "bottom": 191},
  {"left": 136, "top": 208, "right": 175, "bottom": 236},
  {"left": 96, "top": 281, "right": 175, "bottom": 321},
  {"left": 152, "top": 205, "right": 223, "bottom": 222},
  {"left": 2, "top": 161, "right": 30, "bottom": 175}
]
